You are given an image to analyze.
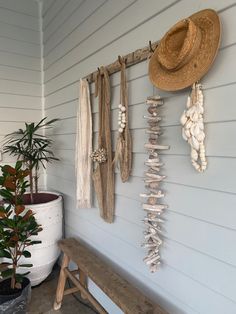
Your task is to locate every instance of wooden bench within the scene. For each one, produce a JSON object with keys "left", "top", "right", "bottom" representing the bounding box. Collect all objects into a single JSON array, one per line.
[{"left": 53, "top": 238, "right": 167, "bottom": 314}]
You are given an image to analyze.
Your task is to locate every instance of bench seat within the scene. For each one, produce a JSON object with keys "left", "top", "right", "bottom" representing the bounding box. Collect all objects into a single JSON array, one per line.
[{"left": 54, "top": 238, "right": 167, "bottom": 314}]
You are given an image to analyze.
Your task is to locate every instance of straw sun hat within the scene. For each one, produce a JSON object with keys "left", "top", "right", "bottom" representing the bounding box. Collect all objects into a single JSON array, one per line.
[{"left": 149, "top": 9, "right": 221, "bottom": 91}]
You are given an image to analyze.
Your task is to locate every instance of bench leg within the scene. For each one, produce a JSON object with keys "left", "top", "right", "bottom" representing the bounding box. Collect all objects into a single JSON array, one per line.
[
  {"left": 79, "top": 269, "right": 88, "bottom": 299},
  {"left": 53, "top": 254, "right": 70, "bottom": 310}
]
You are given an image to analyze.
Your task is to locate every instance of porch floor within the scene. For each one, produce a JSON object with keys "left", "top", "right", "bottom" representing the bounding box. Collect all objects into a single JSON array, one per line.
[{"left": 28, "top": 267, "right": 96, "bottom": 314}]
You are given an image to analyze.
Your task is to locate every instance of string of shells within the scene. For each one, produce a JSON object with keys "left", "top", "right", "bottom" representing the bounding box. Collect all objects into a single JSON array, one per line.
[
  {"left": 140, "top": 95, "right": 169, "bottom": 273},
  {"left": 180, "top": 82, "right": 207, "bottom": 172},
  {"left": 118, "top": 103, "right": 126, "bottom": 133}
]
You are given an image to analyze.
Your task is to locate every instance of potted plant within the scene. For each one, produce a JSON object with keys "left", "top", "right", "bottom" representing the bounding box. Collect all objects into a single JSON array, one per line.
[
  {"left": 3, "top": 117, "right": 59, "bottom": 204},
  {"left": 0, "top": 161, "right": 42, "bottom": 312},
  {"left": 2, "top": 117, "right": 63, "bottom": 286}
]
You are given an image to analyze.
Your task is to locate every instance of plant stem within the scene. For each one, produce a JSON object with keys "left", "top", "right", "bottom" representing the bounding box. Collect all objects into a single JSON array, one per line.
[
  {"left": 35, "top": 168, "right": 38, "bottom": 194},
  {"left": 11, "top": 245, "right": 17, "bottom": 289},
  {"left": 29, "top": 162, "right": 34, "bottom": 204}
]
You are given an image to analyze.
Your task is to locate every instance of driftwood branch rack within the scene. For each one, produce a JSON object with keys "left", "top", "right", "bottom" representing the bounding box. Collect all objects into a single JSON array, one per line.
[{"left": 84, "top": 40, "right": 159, "bottom": 83}]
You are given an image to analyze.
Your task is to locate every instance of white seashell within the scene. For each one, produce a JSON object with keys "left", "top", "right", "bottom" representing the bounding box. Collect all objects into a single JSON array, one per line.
[
  {"left": 186, "top": 96, "right": 191, "bottom": 108},
  {"left": 184, "top": 128, "right": 191, "bottom": 138},
  {"left": 121, "top": 106, "right": 126, "bottom": 112},
  {"left": 180, "top": 84, "right": 207, "bottom": 173},
  {"left": 191, "top": 136, "right": 200, "bottom": 150},
  {"left": 198, "top": 93, "right": 203, "bottom": 101},
  {"left": 200, "top": 146, "right": 205, "bottom": 154},
  {"left": 196, "top": 131, "right": 205, "bottom": 142},
  {"left": 118, "top": 104, "right": 122, "bottom": 109},
  {"left": 190, "top": 124, "right": 195, "bottom": 136},
  {"left": 194, "top": 163, "right": 201, "bottom": 171},
  {"left": 191, "top": 148, "right": 198, "bottom": 161},
  {"left": 200, "top": 148, "right": 206, "bottom": 156},
  {"left": 190, "top": 111, "right": 199, "bottom": 122},
  {"left": 185, "top": 120, "right": 192, "bottom": 129},
  {"left": 180, "top": 111, "right": 187, "bottom": 125},
  {"left": 120, "top": 123, "right": 125, "bottom": 128},
  {"left": 182, "top": 128, "right": 188, "bottom": 141},
  {"left": 187, "top": 106, "right": 195, "bottom": 117},
  {"left": 193, "top": 124, "right": 200, "bottom": 137},
  {"left": 197, "top": 104, "right": 204, "bottom": 114},
  {"left": 199, "top": 142, "right": 205, "bottom": 150},
  {"left": 198, "top": 121, "right": 204, "bottom": 130},
  {"left": 118, "top": 128, "right": 123, "bottom": 133}
]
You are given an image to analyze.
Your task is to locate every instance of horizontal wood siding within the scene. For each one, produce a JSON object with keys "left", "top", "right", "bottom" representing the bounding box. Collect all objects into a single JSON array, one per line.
[
  {"left": 43, "top": 0, "right": 236, "bottom": 313},
  {"left": 0, "top": 0, "right": 42, "bottom": 173}
]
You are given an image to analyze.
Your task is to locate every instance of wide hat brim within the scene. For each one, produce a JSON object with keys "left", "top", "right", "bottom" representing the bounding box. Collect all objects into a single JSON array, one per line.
[{"left": 149, "top": 9, "right": 221, "bottom": 91}]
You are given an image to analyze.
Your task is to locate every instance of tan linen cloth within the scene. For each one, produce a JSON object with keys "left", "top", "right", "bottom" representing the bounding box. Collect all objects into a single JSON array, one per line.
[
  {"left": 92, "top": 67, "right": 114, "bottom": 223},
  {"left": 75, "top": 79, "right": 92, "bottom": 208}
]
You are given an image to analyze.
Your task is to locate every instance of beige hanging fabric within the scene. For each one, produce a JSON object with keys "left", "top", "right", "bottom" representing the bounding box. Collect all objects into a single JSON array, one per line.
[
  {"left": 75, "top": 79, "right": 92, "bottom": 208},
  {"left": 92, "top": 67, "right": 114, "bottom": 223},
  {"left": 113, "top": 57, "right": 132, "bottom": 182}
]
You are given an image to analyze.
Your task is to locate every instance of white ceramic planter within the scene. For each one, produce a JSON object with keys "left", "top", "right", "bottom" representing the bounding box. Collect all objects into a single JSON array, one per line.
[{"left": 20, "top": 192, "right": 63, "bottom": 286}]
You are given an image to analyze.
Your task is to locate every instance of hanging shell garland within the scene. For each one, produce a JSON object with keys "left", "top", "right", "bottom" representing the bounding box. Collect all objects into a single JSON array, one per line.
[
  {"left": 180, "top": 82, "right": 207, "bottom": 172},
  {"left": 140, "top": 95, "right": 169, "bottom": 273},
  {"left": 118, "top": 103, "right": 126, "bottom": 133},
  {"left": 90, "top": 148, "right": 107, "bottom": 163}
]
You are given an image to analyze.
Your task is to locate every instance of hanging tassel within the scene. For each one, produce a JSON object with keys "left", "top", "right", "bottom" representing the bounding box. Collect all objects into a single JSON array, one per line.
[{"left": 180, "top": 82, "right": 207, "bottom": 172}]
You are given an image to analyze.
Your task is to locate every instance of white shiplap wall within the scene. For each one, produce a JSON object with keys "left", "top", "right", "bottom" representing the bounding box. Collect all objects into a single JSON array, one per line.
[
  {"left": 42, "top": 1, "right": 236, "bottom": 313},
  {"left": 0, "top": 0, "right": 42, "bottom": 173}
]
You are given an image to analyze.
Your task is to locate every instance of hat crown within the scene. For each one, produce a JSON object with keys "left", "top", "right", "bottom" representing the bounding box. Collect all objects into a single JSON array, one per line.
[{"left": 157, "top": 18, "right": 202, "bottom": 71}]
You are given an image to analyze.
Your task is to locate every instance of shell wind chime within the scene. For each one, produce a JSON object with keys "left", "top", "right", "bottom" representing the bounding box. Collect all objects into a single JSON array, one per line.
[
  {"left": 140, "top": 96, "right": 169, "bottom": 273},
  {"left": 180, "top": 82, "right": 207, "bottom": 172}
]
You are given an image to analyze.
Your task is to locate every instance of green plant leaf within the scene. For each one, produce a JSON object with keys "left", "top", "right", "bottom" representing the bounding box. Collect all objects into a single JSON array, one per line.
[
  {"left": 19, "top": 264, "right": 33, "bottom": 268},
  {"left": 18, "top": 271, "right": 30, "bottom": 277},
  {"left": 22, "top": 250, "right": 31, "bottom": 258},
  {"left": 15, "top": 161, "right": 22, "bottom": 171},
  {"left": 29, "top": 240, "right": 41, "bottom": 245},
  {"left": 15, "top": 274, "right": 24, "bottom": 283},
  {"left": 0, "top": 189, "right": 13, "bottom": 200},
  {"left": 0, "top": 249, "right": 11, "bottom": 258},
  {"left": 1, "top": 268, "right": 13, "bottom": 278}
]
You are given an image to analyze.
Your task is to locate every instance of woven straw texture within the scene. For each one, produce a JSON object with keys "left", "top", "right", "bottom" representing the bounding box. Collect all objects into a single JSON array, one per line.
[{"left": 149, "top": 9, "right": 221, "bottom": 91}]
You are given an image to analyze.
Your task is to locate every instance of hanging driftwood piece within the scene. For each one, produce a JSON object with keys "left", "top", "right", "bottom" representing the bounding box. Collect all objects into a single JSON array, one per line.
[
  {"left": 113, "top": 56, "right": 132, "bottom": 182},
  {"left": 92, "top": 67, "right": 114, "bottom": 223},
  {"left": 141, "top": 96, "right": 169, "bottom": 273},
  {"left": 84, "top": 41, "right": 159, "bottom": 83},
  {"left": 180, "top": 82, "right": 207, "bottom": 172}
]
